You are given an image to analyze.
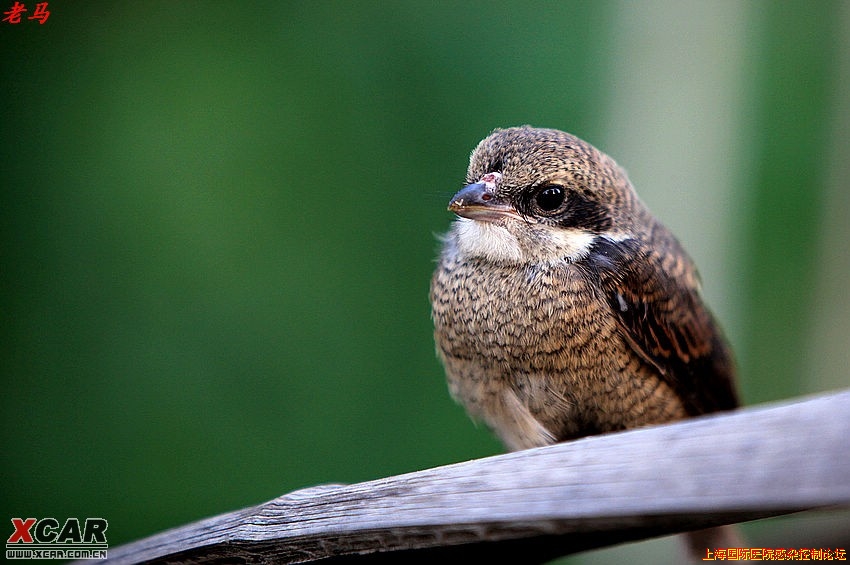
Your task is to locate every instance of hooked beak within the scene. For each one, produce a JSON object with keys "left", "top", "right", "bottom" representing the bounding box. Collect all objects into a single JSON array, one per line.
[{"left": 448, "top": 182, "right": 522, "bottom": 222}]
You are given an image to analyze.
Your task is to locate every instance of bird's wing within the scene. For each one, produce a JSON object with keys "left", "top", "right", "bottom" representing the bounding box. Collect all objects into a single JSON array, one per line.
[{"left": 584, "top": 233, "right": 739, "bottom": 414}]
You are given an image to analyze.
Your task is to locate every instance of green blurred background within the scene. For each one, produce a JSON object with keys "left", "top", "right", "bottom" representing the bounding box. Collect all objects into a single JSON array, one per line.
[{"left": 2, "top": 2, "right": 848, "bottom": 563}]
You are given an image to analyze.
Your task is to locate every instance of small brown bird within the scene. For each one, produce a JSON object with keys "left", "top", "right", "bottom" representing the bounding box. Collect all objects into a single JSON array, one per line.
[{"left": 430, "top": 126, "right": 740, "bottom": 554}]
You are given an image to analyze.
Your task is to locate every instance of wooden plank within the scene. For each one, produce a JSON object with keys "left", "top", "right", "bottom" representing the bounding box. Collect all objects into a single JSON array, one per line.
[{"left": 94, "top": 389, "right": 850, "bottom": 564}]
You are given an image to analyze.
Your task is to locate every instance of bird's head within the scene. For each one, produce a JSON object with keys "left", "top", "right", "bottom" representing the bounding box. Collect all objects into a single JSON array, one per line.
[{"left": 447, "top": 126, "right": 646, "bottom": 265}]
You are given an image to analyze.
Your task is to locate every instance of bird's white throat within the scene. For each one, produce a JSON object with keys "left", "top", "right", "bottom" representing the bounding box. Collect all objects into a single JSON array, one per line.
[{"left": 451, "top": 218, "right": 597, "bottom": 265}]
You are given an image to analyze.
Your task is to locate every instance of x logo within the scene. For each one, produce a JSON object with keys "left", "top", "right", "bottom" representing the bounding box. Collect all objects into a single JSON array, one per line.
[{"left": 8, "top": 518, "right": 36, "bottom": 543}]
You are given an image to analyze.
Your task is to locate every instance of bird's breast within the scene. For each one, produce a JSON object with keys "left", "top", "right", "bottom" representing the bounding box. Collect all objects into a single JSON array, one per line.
[
  {"left": 431, "top": 249, "right": 637, "bottom": 448},
  {"left": 430, "top": 234, "right": 691, "bottom": 448},
  {"left": 431, "top": 251, "right": 617, "bottom": 373}
]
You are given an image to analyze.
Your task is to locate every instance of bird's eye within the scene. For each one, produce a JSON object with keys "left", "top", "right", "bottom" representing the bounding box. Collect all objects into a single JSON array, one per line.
[{"left": 534, "top": 185, "right": 566, "bottom": 212}]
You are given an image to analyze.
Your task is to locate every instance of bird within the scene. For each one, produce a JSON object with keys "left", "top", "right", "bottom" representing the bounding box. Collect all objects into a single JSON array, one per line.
[{"left": 430, "top": 126, "right": 740, "bottom": 556}]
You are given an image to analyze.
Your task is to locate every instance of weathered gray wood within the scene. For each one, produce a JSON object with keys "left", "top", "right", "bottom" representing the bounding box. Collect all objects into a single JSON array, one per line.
[{"left": 96, "top": 389, "right": 850, "bottom": 564}]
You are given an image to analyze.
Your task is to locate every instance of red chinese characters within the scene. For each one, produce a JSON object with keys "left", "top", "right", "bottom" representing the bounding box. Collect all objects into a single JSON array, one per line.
[{"left": 2, "top": 1, "right": 49, "bottom": 24}]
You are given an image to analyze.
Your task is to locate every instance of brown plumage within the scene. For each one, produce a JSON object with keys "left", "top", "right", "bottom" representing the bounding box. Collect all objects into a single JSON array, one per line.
[{"left": 430, "top": 126, "right": 738, "bottom": 452}]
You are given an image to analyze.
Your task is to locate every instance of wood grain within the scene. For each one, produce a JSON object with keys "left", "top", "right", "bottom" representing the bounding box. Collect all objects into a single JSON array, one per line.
[{"left": 93, "top": 389, "right": 850, "bottom": 564}]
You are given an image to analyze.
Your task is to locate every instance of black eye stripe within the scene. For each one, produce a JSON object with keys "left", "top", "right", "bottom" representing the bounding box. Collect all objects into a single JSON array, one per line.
[
  {"left": 520, "top": 185, "right": 612, "bottom": 233},
  {"left": 560, "top": 191, "right": 612, "bottom": 232}
]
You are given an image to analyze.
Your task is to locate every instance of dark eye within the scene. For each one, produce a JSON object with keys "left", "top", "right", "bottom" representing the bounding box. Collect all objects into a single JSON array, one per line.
[{"left": 534, "top": 185, "right": 566, "bottom": 212}]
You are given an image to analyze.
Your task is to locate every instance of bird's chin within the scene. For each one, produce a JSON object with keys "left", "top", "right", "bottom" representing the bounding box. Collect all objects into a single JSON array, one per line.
[
  {"left": 451, "top": 217, "right": 527, "bottom": 264},
  {"left": 451, "top": 216, "right": 599, "bottom": 265}
]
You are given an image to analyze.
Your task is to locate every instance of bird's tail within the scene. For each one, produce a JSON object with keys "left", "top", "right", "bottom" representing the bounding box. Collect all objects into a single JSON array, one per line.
[{"left": 682, "top": 525, "right": 747, "bottom": 563}]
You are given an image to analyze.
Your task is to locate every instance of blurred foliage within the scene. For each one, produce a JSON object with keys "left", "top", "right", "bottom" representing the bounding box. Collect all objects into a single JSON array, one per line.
[
  {"left": 740, "top": 2, "right": 841, "bottom": 403},
  {"left": 1, "top": 2, "right": 846, "bottom": 563}
]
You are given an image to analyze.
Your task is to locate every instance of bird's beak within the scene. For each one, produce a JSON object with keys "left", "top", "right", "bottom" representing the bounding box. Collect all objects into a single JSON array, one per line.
[{"left": 448, "top": 183, "right": 522, "bottom": 222}]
